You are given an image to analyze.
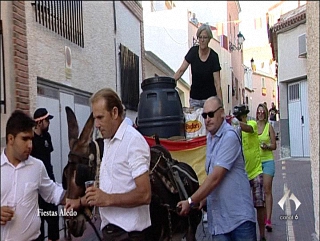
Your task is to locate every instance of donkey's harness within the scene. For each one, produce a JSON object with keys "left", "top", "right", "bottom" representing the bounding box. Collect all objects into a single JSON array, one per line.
[{"left": 66, "top": 139, "right": 103, "bottom": 241}]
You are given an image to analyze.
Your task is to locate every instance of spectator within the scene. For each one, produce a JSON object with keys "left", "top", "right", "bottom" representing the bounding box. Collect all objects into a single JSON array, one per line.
[
  {"left": 177, "top": 97, "right": 256, "bottom": 241},
  {"left": 1, "top": 110, "right": 65, "bottom": 241},
  {"left": 256, "top": 103, "right": 277, "bottom": 232},
  {"left": 174, "top": 24, "right": 222, "bottom": 108},
  {"left": 233, "top": 104, "right": 266, "bottom": 241},
  {"left": 268, "top": 102, "right": 278, "bottom": 129},
  {"left": 263, "top": 102, "right": 267, "bottom": 108},
  {"left": 66, "top": 88, "right": 151, "bottom": 241},
  {"left": 31, "top": 108, "right": 60, "bottom": 241}
]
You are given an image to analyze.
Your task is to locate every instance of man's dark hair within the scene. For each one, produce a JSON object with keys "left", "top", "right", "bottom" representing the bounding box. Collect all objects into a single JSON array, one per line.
[{"left": 6, "top": 110, "right": 36, "bottom": 143}]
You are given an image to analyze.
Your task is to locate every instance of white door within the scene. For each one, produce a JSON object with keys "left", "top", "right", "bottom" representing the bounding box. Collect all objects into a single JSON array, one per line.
[
  {"left": 37, "top": 90, "right": 92, "bottom": 182},
  {"left": 300, "top": 80, "right": 310, "bottom": 157},
  {"left": 37, "top": 83, "right": 91, "bottom": 238},
  {"left": 36, "top": 88, "right": 62, "bottom": 182},
  {"left": 288, "top": 80, "right": 310, "bottom": 157}
]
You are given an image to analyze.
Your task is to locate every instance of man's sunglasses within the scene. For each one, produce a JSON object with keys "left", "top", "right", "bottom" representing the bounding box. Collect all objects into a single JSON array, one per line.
[{"left": 201, "top": 106, "right": 222, "bottom": 119}]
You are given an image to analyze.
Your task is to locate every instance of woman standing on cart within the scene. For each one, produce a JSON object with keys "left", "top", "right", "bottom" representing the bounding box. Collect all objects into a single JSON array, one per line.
[{"left": 174, "top": 24, "right": 222, "bottom": 109}]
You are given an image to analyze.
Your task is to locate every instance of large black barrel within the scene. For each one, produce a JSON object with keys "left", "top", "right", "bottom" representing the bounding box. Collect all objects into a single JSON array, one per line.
[{"left": 137, "top": 76, "right": 185, "bottom": 138}]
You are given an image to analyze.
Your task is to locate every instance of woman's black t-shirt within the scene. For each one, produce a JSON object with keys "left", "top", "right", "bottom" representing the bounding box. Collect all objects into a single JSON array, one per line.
[{"left": 185, "top": 45, "right": 221, "bottom": 100}]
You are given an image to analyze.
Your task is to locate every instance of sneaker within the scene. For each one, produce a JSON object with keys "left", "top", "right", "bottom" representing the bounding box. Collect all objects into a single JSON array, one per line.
[{"left": 265, "top": 219, "right": 272, "bottom": 232}]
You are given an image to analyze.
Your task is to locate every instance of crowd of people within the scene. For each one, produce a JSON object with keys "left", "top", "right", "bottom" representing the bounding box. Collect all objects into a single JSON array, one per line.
[{"left": 1, "top": 23, "right": 279, "bottom": 241}]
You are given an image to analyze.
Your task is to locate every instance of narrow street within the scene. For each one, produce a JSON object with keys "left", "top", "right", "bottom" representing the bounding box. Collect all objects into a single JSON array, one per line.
[{"left": 58, "top": 124, "right": 316, "bottom": 241}]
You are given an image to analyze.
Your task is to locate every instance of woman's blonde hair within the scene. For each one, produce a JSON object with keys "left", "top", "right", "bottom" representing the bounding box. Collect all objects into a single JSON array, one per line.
[
  {"left": 196, "top": 24, "right": 213, "bottom": 39},
  {"left": 256, "top": 103, "right": 269, "bottom": 123}
]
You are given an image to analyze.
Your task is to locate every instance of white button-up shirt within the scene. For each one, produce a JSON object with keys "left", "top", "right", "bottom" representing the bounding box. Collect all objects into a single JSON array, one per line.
[
  {"left": 99, "top": 121, "right": 151, "bottom": 232},
  {"left": 1, "top": 150, "right": 65, "bottom": 241}
]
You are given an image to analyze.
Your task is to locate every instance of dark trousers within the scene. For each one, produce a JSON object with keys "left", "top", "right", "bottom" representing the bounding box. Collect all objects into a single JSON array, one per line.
[
  {"left": 102, "top": 224, "right": 146, "bottom": 241},
  {"left": 38, "top": 196, "right": 60, "bottom": 241}
]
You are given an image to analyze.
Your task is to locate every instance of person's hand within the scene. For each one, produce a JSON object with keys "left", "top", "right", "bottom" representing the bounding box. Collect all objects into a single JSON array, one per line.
[
  {"left": 1, "top": 206, "right": 14, "bottom": 225},
  {"left": 198, "top": 199, "right": 207, "bottom": 211},
  {"left": 260, "top": 143, "right": 269, "bottom": 150},
  {"left": 231, "top": 117, "right": 240, "bottom": 126},
  {"left": 65, "top": 198, "right": 81, "bottom": 212},
  {"left": 176, "top": 200, "right": 190, "bottom": 216},
  {"left": 85, "top": 187, "right": 108, "bottom": 207}
]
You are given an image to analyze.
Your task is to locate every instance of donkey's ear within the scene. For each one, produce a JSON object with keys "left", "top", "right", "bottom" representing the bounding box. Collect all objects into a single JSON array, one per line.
[
  {"left": 78, "top": 112, "right": 94, "bottom": 145},
  {"left": 66, "top": 106, "right": 79, "bottom": 148}
]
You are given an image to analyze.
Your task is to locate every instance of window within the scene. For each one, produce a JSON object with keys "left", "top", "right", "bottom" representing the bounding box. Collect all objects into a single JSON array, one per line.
[
  {"left": 232, "top": 72, "right": 235, "bottom": 96},
  {"left": 235, "top": 77, "right": 239, "bottom": 100},
  {"left": 0, "top": 20, "right": 6, "bottom": 113},
  {"left": 261, "top": 77, "right": 265, "bottom": 88},
  {"left": 31, "top": 1, "right": 84, "bottom": 47},
  {"left": 288, "top": 83, "right": 300, "bottom": 102}
]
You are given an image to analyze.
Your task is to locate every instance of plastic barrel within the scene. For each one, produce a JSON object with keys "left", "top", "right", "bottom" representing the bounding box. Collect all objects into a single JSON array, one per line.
[{"left": 137, "top": 76, "right": 185, "bottom": 138}]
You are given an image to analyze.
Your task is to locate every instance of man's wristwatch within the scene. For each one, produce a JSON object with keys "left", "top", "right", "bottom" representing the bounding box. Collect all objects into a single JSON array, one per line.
[{"left": 188, "top": 197, "right": 195, "bottom": 208}]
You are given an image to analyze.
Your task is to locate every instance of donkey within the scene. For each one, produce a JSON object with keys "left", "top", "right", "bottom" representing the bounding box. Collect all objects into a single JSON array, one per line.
[
  {"left": 62, "top": 106, "right": 202, "bottom": 240},
  {"left": 62, "top": 106, "right": 103, "bottom": 240}
]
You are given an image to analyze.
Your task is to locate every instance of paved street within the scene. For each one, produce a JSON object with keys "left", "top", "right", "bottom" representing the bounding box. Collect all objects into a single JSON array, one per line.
[{"left": 57, "top": 122, "right": 316, "bottom": 241}]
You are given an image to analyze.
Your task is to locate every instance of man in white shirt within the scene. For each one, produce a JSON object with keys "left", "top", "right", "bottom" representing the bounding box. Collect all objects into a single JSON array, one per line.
[
  {"left": 66, "top": 88, "right": 151, "bottom": 241},
  {"left": 1, "top": 110, "right": 66, "bottom": 241}
]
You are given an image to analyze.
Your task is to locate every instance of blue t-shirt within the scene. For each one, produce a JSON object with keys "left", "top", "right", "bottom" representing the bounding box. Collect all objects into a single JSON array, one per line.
[{"left": 205, "top": 120, "right": 256, "bottom": 235}]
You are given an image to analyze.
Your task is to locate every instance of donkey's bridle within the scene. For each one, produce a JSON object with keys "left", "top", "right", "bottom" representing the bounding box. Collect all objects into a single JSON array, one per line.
[
  {"left": 65, "top": 139, "right": 103, "bottom": 241},
  {"left": 68, "top": 151, "right": 95, "bottom": 166}
]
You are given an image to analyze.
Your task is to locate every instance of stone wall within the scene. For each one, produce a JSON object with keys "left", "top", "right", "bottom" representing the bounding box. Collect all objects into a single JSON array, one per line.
[{"left": 307, "top": 1, "right": 319, "bottom": 239}]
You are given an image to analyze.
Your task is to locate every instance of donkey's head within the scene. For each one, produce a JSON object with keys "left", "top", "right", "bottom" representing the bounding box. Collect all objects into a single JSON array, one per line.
[{"left": 62, "top": 106, "right": 96, "bottom": 237}]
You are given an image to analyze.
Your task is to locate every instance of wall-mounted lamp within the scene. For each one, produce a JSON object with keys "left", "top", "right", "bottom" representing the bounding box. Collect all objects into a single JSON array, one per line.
[{"left": 229, "top": 32, "right": 245, "bottom": 52}]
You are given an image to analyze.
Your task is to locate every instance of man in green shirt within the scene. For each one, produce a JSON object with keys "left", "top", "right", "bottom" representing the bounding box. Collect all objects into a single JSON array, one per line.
[{"left": 233, "top": 105, "right": 266, "bottom": 241}]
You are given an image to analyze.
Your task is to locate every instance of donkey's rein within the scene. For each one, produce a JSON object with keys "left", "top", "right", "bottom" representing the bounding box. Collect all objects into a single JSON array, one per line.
[
  {"left": 150, "top": 151, "right": 198, "bottom": 184},
  {"left": 92, "top": 139, "right": 102, "bottom": 188}
]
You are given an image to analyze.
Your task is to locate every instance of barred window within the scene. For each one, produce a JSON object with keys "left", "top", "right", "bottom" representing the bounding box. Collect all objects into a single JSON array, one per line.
[
  {"left": 289, "top": 83, "right": 300, "bottom": 102},
  {"left": 31, "top": 1, "right": 84, "bottom": 47}
]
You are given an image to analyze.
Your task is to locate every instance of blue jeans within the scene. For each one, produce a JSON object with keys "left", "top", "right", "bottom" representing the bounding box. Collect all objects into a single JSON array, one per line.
[{"left": 212, "top": 221, "right": 257, "bottom": 241}]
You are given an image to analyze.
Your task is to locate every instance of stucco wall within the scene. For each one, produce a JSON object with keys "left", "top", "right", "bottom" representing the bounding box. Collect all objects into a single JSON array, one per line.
[
  {"left": 25, "top": 1, "right": 117, "bottom": 112},
  {"left": 277, "top": 23, "right": 307, "bottom": 83},
  {"left": 227, "top": 1, "right": 244, "bottom": 108},
  {"left": 248, "top": 73, "right": 276, "bottom": 117},
  {"left": 115, "top": 1, "right": 142, "bottom": 94},
  {"left": 277, "top": 22, "right": 307, "bottom": 158},
  {"left": 307, "top": 1, "right": 319, "bottom": 239}
]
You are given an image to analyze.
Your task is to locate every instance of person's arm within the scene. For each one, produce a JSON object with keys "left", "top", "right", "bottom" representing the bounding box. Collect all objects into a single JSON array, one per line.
[
  {"left": 173, "top": 59, "right": 189, "bottom": 82},
  {"left": 177, "top": 130, "right": 240, "bottom": 215},
  {"left": 85, "top": 171, "right": 151, "bottom": 208},
  {"left": 38, "top": 162, "right": 66, "bottom": 206},
  {"left": 267, "top": 124, "right": 277, "bottom": 150},
  {"left": 239, "top": 121, "right": 254, "bottom": 133},
  {"left": 177, "top": 166, "right": 227, "bottom": 215},
  {"left": 190, "top": 165, "right": 227, "bottom": 203},
  {"left": 213, "top": 71, "right": 222, "bottom": 101}
]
